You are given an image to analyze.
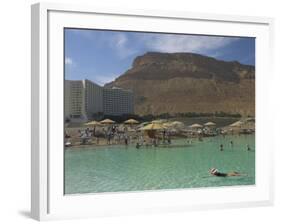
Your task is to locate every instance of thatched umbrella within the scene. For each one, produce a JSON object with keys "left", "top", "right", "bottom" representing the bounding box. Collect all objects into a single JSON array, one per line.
[
  {"left": 242, "top": 118, "right": 255, "bottom": 129},
  {"left": 189, "top": 123, "right": 203, "bottom": 129},
  {"left": 140, "top": 123, "right": 166, "bottom": 130},
  {"left": 141, "top": 121, "right": 150, "bottom": 126},
  {"left": 140, "top": 123, "right": 166, "bottom": 138},
  {"left": 245, "top": 117, "right": 255, "bottom": 122},
  {"left": 100, "top": 119, "right": 115, "bottom": 124},
  {"left": 171, "top": 121, "right": 184, "bottom": 126},
  {"left": 204, "top": 122, "right": 216, "bottom": 127},
  {"left": 164, "top": 121, "right": 185, "bottom": 129},
  {"left": 124, "top": 119, "right": 139, "bottom": 125},
  {"left": 137, "top": 121, "right": 149, "bottom": 130},
  {"left": 229, "top": 120, "right": 244, "bottom": 127},
  {"left": 84, "top": 120, "right": 101, "bottom": 127}
]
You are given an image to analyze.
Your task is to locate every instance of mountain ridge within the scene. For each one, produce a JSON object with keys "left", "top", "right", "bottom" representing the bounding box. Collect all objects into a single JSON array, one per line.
[{"left": 105, "top": 52, "right": 255, "bottom": 116}]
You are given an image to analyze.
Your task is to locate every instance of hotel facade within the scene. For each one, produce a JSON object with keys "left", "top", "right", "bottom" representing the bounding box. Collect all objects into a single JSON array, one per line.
[{"left": 65, "top": 79, "right": 134, "bottom": 121}]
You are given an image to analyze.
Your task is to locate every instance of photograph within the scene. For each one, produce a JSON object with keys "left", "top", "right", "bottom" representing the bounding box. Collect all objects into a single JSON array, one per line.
[{"left": 63, "top": 28, "right": 255, "bottom": 194}]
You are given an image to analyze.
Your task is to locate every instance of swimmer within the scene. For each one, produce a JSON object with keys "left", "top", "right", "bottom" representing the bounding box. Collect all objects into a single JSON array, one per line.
[{"left": 209, "top": 168, "right": 242, "bottom": 177}]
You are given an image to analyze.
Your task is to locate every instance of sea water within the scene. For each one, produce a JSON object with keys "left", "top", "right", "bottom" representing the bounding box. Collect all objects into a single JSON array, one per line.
[{"left": 64, "top": 134, "right": 255, "bottom": 194}]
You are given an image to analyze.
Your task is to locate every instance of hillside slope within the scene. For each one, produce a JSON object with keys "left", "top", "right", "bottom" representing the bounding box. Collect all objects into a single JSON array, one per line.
[{"left": 106, "top": 52, "right": 255, "bottom": 116}]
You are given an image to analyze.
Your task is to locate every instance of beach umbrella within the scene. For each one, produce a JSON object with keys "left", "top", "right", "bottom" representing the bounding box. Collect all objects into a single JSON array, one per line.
[
  {"left": 164, "top": 121, "right": 185, "bottom": 129},
  {"left": 140, "top": 123, "right": 166, "bottom": 138},
  {"left": 169, "top": 128, "right": 178, "bottom": 133},
  {"left": 84, "top": 120, "right": 101, "bottom": 126},
  {"left": 100, "top": 119, "right": 115, "bottom": 124},
  {"left": 229, "top": 120, "right": 244, "bottom": 127},
  {"left": 140, "top": 123, "right": 166, "bottom": 131},
  {"left": 163, "top": 122, "right": 173, "bottom": 128},
  {"left": 245, "top": 117, "right": 255, "bottom": 122},
  {"left": 244, "top": 118, "right": 255, "bottom": 129},
  {"left": 141, "top": 121, "right": 150, "bottom": 126},
  {"left": 171, "top": 121, "right": 184, "bottom": 125},
  {"left": 172, "top": 121, "right": 185, "bottom": 129},
  {"left": 136, "top": 122, "right": 149, "bottom": 129},
  {"left": 124, "top": 118, "right": 139, "bottom": 124},
  {"left": 189, "top": 123, "right": 203, "bottom": 129},
  {"left": 204, "top": 122, "right": 216, "bottom": 126}
]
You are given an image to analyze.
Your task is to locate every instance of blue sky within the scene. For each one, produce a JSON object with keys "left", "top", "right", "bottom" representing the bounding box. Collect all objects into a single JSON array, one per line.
[{"left": 65, "top": 29, "right": 255, "bottom": 86}]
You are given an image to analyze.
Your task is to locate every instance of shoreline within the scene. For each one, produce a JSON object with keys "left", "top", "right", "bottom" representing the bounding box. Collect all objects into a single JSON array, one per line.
[{"left": 65, "top": 133, "right": 255, "bottom": 150}]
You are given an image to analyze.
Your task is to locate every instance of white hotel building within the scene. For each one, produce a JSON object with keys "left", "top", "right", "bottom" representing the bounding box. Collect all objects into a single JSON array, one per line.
[{"left": 64, "top": 79, "right": 134, "bottom": 121}]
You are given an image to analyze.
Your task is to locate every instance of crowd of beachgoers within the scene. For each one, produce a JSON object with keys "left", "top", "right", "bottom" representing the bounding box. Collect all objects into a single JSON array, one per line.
[{"left": 64, "top": 117, "right": 255, "bottom": 149}]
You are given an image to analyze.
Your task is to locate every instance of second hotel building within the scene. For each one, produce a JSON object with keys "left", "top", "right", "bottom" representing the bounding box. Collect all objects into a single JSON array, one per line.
[{"left": 65, "top": 79, "right": 134, "bottom": 121}]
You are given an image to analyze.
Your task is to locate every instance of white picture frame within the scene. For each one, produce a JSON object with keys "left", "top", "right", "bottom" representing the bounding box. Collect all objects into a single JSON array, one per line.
[{"left": 31, "top": 2, "right": 274, "bottom": 221}]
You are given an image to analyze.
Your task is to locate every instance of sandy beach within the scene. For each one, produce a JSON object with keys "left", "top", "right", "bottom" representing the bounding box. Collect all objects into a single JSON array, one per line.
[{"left": 65, "top": 117, "right": 255, "bottom": 149}]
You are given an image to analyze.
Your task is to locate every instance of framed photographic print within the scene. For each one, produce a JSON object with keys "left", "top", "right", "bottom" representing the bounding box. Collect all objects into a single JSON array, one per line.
[{"left": 31, "top": 2, "right": 274, "bottom": 221}]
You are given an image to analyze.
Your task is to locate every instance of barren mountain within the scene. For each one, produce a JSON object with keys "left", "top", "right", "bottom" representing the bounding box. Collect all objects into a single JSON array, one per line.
[{"left": 106, "top": 52, "right": 255, "bottom": 116}]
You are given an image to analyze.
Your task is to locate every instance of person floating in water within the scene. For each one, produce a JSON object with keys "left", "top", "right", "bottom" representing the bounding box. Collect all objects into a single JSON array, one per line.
[
  {"left": 209, "top": 168, "right": 242, "bottom": 177},
  {"left": 230, "top": 141, "right": 233, "bottom": 147},
  {"left": 220, "top": 144, "right": 224, "bottom": 151},
  {"left": 247, "top": 144, "right": 251, "bottom": 151}
]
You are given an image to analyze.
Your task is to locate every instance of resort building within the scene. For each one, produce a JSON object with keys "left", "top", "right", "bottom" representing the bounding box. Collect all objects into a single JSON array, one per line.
[
  {"left": 83, "top": 79, "right": 103, "bottom": 118},
  {"left": 65, "top": 80, "right": 86, "bottom": 120},
  {"left": 103, "top": 87, "right": 134, "bottom": 116},
  {"left": 65, "top": 79, "right": 134, "bottom": 121}
]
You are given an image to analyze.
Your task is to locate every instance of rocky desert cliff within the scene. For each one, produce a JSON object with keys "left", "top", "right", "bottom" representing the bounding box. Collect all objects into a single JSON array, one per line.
[{"left": 106, "top": 52, "right": 255, "bottom": 116}]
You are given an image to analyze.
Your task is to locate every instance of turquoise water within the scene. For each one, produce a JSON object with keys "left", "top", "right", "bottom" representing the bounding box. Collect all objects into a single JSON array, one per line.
[{"left": 64, "top": 134, "right": 255, "bottom": 194}]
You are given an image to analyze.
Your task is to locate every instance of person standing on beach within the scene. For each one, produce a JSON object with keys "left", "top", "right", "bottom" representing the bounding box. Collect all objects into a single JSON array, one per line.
[
  {"left": 86, "top": 128, "right": 90, "bottom": 137},
  {"left": 153, "top": 138, "right": 157, "bottom": 147},
  {"left": 139, "top": 135, "right": 144, "bottom": 145},
  {"left": 162, "top": 130, "right": 166, "bottom": 143},
  {"left": 124, "top": 134, "right": 128, "bottom": 146},
  {"left": 107, "top": 130, "right": 111, "bottom": 145}
]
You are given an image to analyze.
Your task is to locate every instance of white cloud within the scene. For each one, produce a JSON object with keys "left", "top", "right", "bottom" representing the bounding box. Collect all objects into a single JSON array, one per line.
[
  {"left": 65, "top": 57, "right": 73, "bottom": 65},
  {"left": 115, "top": 33, "right": 127, "bottom": 47},
  {"left": 74, "top": 30, "right": 137, "bottom": 59},
  {"left": 111, "top": 33, "right": 137, "bottom": 59},
  {"left": 140, "top": 34, "right": 238, "bottom": 54},
  {"left": 68, "top": 29, "right": 238, "bottom": 62}
]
